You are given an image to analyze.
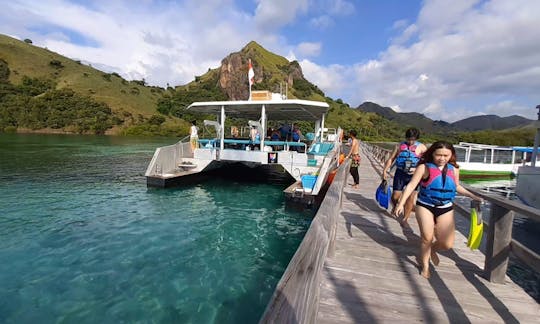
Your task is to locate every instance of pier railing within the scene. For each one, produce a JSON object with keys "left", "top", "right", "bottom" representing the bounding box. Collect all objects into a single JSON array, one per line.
[
  {"left": 364, "top": 142, "right": 540, "bottom": 284},
  {"left": 363, "top": 141, "right": 392, "bottom": 163},
  {"left": 260, "top": 159, "right": 350, "bottom": 323},
  {"left": 453, "top": 187, "right": 540, "bottom": 283}
]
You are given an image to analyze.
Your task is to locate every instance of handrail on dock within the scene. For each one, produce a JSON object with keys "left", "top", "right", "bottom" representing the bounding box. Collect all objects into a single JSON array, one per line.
[
  {"left": 260, "top": 159, "right": 350, "bottom": 323},
  {"left": 364, "top": 142, "right": 540, "bottom": 283}
]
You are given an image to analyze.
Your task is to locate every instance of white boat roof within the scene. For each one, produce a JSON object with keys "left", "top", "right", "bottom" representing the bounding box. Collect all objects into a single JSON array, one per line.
[{"left": 187, "top": 99, "right": 329, "bottom": 121}]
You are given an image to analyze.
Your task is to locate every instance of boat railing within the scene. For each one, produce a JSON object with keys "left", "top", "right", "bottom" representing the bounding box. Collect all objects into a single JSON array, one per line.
[
  {"left": 364, "top": 142, "right": 540, "bottom": 282},
  {"left": 198, "top": 137, "right": 310, "bottom": 154},
  {"left": 145, "top": 136, "right": 190, "bottom": 177}
]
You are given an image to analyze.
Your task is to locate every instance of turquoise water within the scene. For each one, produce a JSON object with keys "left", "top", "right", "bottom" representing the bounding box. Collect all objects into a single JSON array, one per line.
[{"left": 0, "top": 134, "right": 311, "bottom": 323}]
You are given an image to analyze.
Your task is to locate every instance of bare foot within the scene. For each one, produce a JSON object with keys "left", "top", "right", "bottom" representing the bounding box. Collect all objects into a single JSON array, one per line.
[
  {"left": 431, "top": 250, "right": 440, "bottom": 266},
  {"left": 420, "top": 268, "right": 431, "bottom": 279},
  {"left": 352, "top": 184, "right": 359, "bottom": 189}
]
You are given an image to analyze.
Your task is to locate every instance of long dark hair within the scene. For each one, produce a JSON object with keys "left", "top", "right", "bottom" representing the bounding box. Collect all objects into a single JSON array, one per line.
[{"left": 419, "top": 141, "right": 459, "bottom": 168}]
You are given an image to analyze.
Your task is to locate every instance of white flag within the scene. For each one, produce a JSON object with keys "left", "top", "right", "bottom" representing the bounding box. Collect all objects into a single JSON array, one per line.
[{"left": 248, "top": 59, "right": 254, "bottom": 86}]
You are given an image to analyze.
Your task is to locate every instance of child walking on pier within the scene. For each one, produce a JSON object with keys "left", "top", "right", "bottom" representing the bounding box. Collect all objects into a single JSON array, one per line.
[
  {"left": 346, "top": 130, "right": 360, "bottom": 189},
  {"left": 393, "top": 141, "right": 483, "bottom": 278},
  {"left": 383, "top": 128, "right": 427, "bottom": 226}
]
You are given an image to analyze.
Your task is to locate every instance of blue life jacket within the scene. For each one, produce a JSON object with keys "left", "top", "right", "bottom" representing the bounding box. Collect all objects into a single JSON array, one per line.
[
  {"left": 396, "top": 141, "right": 421, "bottom": 171},
  {"left": 418, "top": 163, "right": 457, "bottom": 206}
]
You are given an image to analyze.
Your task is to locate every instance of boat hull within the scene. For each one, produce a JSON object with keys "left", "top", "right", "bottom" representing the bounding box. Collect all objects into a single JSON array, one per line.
[
  {"left": 457, "top": 162, "right": 520, "bottom": 179},
  {"left": 147, "top": 161, "right": 295, "bottom": 188}
]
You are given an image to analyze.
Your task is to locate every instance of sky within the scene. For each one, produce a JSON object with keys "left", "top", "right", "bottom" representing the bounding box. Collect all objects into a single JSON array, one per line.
[{"left": 1, "top": 0, "right": 539, "bottom": 122}]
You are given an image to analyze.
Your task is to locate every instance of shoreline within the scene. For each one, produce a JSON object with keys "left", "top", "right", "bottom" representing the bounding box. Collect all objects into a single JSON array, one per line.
[{"left": 10, "top": 127, "right": 122, "bottom": 136}]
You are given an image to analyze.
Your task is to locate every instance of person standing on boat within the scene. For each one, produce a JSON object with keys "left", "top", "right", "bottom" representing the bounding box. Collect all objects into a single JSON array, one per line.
[
  {"left": 291, "top": 126, "right": 302, "bottom": 151},
  {"left": 250, "top": 125, "right": 260, "bottom": 150},
  {"left": 231, "top": 126, "right": 239, "bottom": 138},
  {"left": 279, "top": 123, "right": 291, "bottom": 141},
  {"left": 190, "top": 120, "right": 199, "bottom": 153},
  {"left": 346, "top": 130, "right": 361, "bottom": 189},
  {"left": 393, "top": 141, "right": 483, "bottom": 279},
  {"left": 382, "top": 128, "right": 427, "bottom": 225}
]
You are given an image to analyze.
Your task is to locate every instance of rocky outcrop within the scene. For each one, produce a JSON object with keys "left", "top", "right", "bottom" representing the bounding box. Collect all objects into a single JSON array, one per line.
[
  {"left": 217, "top": 42, "right": 309, "bottom": 100},
  {"left": 286, "top": 61, "right": 304, "bottom": 88},
  {"left": 219, "top": 53, "right": 251, "bottom": 100}
]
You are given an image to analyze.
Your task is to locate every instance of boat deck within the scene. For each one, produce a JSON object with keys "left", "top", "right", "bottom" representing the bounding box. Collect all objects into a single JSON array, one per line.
[{"left": 316, "top": 149, "right": 539, "bottom": 323}]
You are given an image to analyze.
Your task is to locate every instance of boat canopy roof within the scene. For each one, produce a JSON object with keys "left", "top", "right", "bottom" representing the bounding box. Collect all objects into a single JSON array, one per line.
[
  {"left": 186, "top": 99, "right": 329, "bottom": 121},
  {"left": 513, "top": 146, "right": 534, "bottom": 153}
]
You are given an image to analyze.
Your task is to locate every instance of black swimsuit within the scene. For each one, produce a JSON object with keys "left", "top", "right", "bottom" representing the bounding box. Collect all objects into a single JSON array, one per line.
[{"left": 416, "top": 201, "right": 453, "bottom": 219}]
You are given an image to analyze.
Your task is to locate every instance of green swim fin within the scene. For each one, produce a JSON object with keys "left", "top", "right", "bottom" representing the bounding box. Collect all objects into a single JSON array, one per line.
[{"left": 467, "top": 201, "right": 483, "bottom": 250}]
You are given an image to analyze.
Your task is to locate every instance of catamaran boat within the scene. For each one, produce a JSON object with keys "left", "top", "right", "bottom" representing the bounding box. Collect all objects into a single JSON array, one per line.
[
  {"left": 145, "top": 93, "right": 343, "bottom": 206},
  {"left": 454, "top": 142, "right": 537, "bottom": 177}
]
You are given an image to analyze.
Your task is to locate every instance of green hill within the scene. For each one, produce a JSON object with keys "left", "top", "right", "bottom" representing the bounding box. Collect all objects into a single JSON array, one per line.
[{"left": 0, "top": 34, "right": 161, "bottom": 117}]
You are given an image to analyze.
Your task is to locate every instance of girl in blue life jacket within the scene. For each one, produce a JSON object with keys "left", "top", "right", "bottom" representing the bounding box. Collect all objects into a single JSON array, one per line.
[
  {"left": 382, "top": 128, "right": 427, "bottom": 226},
  {"left": 393, "top": 141, "right": 483, "bottom": 279}
]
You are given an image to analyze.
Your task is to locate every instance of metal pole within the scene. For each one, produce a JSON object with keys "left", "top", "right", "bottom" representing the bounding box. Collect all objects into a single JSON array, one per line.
[
  {"left": 321, "top": 113, "right": 326, "bottom": 142},
  {"left": 220, "top": 105, "right": 225, "bottom": 152},
  {"left": 261, "top": 105, "right": 266, "bottom": 151},
  {"left": 531, "top": 105, "right": 540, "bottom": 167}
]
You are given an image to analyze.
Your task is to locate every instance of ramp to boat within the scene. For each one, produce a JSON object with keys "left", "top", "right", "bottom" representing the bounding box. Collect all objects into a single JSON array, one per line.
[{"left": 316, "top": 148, "right": 539, "bottom": 323}]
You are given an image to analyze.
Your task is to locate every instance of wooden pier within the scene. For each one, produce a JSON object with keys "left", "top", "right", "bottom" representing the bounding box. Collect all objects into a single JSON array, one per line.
[{"left": 262, "top": 145, "right": 539, "bottom": 323}]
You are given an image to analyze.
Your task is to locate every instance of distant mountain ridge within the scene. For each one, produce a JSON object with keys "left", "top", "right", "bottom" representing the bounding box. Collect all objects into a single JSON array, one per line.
[
  {"left": 451, "top": 114, "right": 533, "bottom": 131},
  {"left": 357, "top": 101, "right": 533, "bottom": 132}
]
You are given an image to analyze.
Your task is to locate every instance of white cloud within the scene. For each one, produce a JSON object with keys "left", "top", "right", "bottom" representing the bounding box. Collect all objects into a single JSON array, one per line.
[
  {"left": 390, "top": 23, "right": 418, "bottom": 45},
  {"left": 327, "top": 0, "right": 355, "bottom": 16},
  {"left": 296, "top": 42, "right": 322, "bottom": 57},
  {"left": 254, "top": 0, "right": 308, "bottom": 31},
  {"left": 299, "top": 59, "right": 356, "bottom": 100},
  {"left": 392, "top": 19, "right": 409, "bottom": 30},
  {"left": 310, "top": 15, "right": 334, "bottom": 29},
  {"left": 353, "top": 0, "right": 540, "bottom": 121},
  {"left": 485, "top": 101, "right": 535, "bottom": 119}
]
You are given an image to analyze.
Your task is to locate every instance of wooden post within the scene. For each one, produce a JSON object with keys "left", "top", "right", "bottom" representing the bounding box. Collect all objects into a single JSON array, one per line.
[{"left": 484, "top": 204, "right": 514, "bottom": 283}]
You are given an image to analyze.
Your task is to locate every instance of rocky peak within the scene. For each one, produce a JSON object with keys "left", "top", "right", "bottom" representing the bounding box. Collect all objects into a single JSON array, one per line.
[
  {"left": 217, "top": 41, "right": 309, "bottom": 100},
  {"left": 219, "top": 53, "right": 251, "bottom": 100}
]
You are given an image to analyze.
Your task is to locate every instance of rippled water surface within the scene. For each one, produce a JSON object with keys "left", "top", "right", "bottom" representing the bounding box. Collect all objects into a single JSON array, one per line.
[{"left": 0, "top": 134, "right": 310, "bottom": 323}]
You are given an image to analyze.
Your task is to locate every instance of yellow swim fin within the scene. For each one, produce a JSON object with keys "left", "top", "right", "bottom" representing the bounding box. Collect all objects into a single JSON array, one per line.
[{"left": 467, "top": 202, "right": 483, "bottom": 250}]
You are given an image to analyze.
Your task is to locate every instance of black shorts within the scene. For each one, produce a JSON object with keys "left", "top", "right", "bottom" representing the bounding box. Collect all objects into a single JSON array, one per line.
[
  {"left": 416, "top": 201, "right": 453, "bottom": 219},
  {"left": 393, "top": 168, "right": 413, "bottom": 191}
]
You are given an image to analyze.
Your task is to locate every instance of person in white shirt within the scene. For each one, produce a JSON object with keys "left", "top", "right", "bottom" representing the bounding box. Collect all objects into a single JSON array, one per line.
[
  {"left": 190, "top": 120, "right": 198, "bottom": 153},
  {"left": 249, "top": 126, "right": 260, "bottom": 150}
]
